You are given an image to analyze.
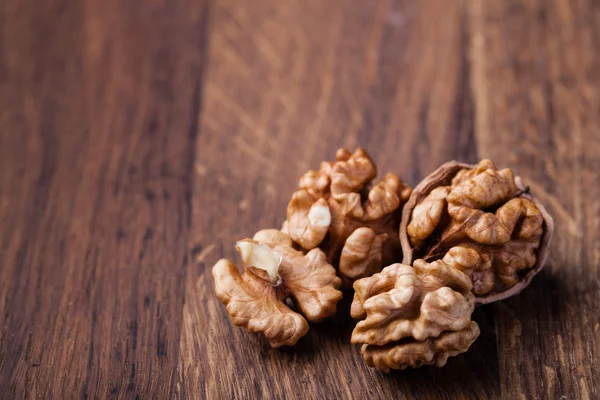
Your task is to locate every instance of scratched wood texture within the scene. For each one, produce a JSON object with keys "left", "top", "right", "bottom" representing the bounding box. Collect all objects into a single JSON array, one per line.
[{"left": 1, "top": 0, "right": 598, "bottom": 398}]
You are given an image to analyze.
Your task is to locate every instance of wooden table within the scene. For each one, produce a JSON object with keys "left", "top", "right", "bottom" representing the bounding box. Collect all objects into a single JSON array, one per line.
[{"left": 1, "top": 0, "right": 598, "bottom": 398}]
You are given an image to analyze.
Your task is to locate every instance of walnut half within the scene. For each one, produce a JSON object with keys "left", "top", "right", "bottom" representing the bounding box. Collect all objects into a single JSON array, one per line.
[
  {"left": 400, "top": 160, "right": 554, "bottom": 304},
  {"left": 213, "top": 229, "right": 343, "bottom": 347},
  {"left": 286, "top": 148, "right": 412, "bottom": 285},
  {"left": 350, "top": 260, "right": 479, "bottom": 372}
]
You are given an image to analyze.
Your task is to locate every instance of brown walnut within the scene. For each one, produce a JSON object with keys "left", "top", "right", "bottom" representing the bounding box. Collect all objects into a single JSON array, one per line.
[
  {"left": 400, "top": 160, "right": 554, "bottom": 304},
  {"left": 286, "top": 148, "right": 412, "bottom": 285},
  {"left": 350, "top": 260, "right": 479, "bottom": 372},
  {"left": 213, "top": 229, "right": 342, "bottom": 347}
]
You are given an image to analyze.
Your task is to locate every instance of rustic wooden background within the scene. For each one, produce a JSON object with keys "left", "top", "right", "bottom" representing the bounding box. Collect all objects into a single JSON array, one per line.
[{"left": 1, "top": 0, "right": 598, "bottom": 398}]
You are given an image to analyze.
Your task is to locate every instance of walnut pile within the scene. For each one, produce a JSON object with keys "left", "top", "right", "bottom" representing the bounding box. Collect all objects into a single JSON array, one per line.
[
  {"left": 350, "top": 260, "right": 479, "bottom": 372},
  {"left": 213, "top": 229, "right": 342, "bottom": 347},
  {"left": 211, "top": 152, "right": 554, "bottom": 372},
  {"left": 285, "top": 148, "right": 412, "bottom": 285},
  {"left": 400, "top": 160, "right": 554, "bottom": 304}
]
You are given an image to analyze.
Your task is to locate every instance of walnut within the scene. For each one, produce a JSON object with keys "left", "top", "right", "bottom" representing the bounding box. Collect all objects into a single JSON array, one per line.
[
  {"left": 350, "top": 260, "right": 479, "bottom": 371},
  {"left": 286, "top": 148, "right": 412, "bottom": 285},
  {"left": 400, "top": 160, "right": 554, "bottom": 304},
  {"left": 212, "top": 229, "right": 343, "bottom": 347}
]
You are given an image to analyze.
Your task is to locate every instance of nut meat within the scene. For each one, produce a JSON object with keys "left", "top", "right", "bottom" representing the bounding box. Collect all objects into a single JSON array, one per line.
[
  {"left": 361, "top": 322, "right": 480, "bottom": 371},
  {"left": 286, "top": 148, "right": 412, "bottom": 284},
  {"left": 350, "top": 260, "right": 479, "bottom": 371},
  {"left": 400, "top": 160, "right": 554, "bottom": 304},
  {"left": 213, "top": 229, "right": 343, "bottom": 347}
]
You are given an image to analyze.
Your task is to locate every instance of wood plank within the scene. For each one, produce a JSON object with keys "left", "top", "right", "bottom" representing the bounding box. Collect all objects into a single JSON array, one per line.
[
  {"left": 0, "top": 0, "right": 206, "bottom": 397},
  {"left": 180, "top": 0, "right": 499, "bottom": 398},
  {"left": 468, "top": 0, "right": 600, "bottom": 398}
]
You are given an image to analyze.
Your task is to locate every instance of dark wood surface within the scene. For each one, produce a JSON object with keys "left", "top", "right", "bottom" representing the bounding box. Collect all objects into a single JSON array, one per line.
[{"left": 1, "top": 0, "right": 598, "bottom": 398}]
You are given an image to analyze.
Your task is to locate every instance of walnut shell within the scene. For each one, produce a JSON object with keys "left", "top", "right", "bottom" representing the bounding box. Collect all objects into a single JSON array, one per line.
[
  {"left": 350, "top": 260, "right": 479, "bottom": 371},
  {"left": 400, "top": 160, "right": 554, "bottom": 304},
  {"left": 286, "top": 148, "right": 412, "bottom": 285},
  {"left": 213, "top": 229, "right": 343, "bottom": 347}
]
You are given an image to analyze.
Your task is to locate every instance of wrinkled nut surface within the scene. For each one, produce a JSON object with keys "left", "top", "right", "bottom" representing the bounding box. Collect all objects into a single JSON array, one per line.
[
  {"left": 400, "top": 160, "right": 554, "bottom": 304},
  {"left": 350, "top": 260, "right": 479, "bottom": 371},
  {"left": 361, "top": 322, "right": 480, "bottom": 372},
  {"left": 213, "top": 229, "right": 342, "bottom": 347},
  {"left": 286, "top": 148, "right": 412, "bottom": 284}
]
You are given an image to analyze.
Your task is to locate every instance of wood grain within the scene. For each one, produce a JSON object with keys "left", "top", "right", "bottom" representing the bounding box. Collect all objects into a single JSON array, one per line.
[
  {"left": 0, "top": 0, "right": 206, "bottom": 397},
  {"left": 1, "top": 0, "right": 598, "bottom": 398}
]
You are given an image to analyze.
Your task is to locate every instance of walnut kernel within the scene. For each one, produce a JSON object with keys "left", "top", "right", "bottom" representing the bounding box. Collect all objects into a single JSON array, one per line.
[
  {"left": 286, "top": 148, "right": 412, "bottom": 284},
  {"left": 350, "top": 260, "right": 479, "bottom": 371},
  {"left": 213, "top": 229, "right": 342, "bottom": 347}
]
